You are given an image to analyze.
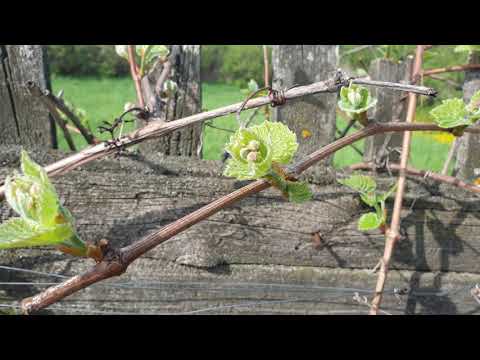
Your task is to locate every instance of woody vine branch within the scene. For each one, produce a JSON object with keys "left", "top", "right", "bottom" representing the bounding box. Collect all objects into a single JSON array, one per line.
[{"left": 20, "top": 119, "right": 480, "bottom": 314}]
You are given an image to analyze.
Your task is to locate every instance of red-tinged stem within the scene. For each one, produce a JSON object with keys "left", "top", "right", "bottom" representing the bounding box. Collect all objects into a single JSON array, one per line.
[
  {"left": 369, "top": 45, "right": 425, "bottom": 315},
  {"left": 127, "top": 45, "right": 145, "bottom": 108}
]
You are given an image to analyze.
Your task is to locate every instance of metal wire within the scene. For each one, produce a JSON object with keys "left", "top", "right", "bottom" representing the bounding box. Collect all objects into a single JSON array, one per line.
[
  {"left": 0, "top": 265, "right": 68, "bottom": 279},
  {"left": 0, "top": 296, "right": 384, "bottom": 315},
  {"left": 0, "top": 290, "right": 476, "bottom": 315},
  {"left": 1, "top": 264, "right": 477, "bottom": 297},
  {"left": 1, "top": 264, "right": 479, "bottom": 315}
]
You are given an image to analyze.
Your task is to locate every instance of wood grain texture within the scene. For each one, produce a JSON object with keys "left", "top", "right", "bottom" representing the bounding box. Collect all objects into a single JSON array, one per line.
[
  {"left": 455, "top": 53, "right": 480, "bottom": 180},
  {"left": 139, "top": 45, "right": 202, "bottom": 157},
  {"left": 1, "top": 257, "right": 479, "bottom": 315},
  {"left": 1, "top": 147, "right": 480, "bottom": 314},
  {"left": 0, "top": 46, "right": 51, "bottom": 149},
  {"left": 363, "top": 57, "right": 413, "bottom": 163},
  {"left": 272, "top": 46, "right": 339, "bottom": 180}
]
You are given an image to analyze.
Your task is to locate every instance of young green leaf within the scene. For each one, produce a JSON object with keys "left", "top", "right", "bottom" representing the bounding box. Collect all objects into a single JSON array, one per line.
[
  {"left": 263, "top": 122, "right": 298, "bottom": 164},
  {"left": 286, "top": 181, "right": 313, "bottom": 203},
  {"left": 5, "top": 174, "right": 56, "bottom": 226},
  {"left": 115, "top": 45, "right": 129, "bottom": 60},
  {"left": 223, "top": 122, "right": 297, "bottom": 180},
  {"left": 430, "top": 98, "right": 470, "bottom": 129},
  {"left": 338, "top": 83, "right": 377, "bottom": 115},
  {"left": 467, "top": 90, "right": 480, "bottom": 113},
  {"left": 163, "top": 80, "right": 178, "bottom": 98},
  {"left": 0, "top": 218, "right": 75, "bottom": 250},
  {"left": 224, "top": 128, "right": 273, "bottom": 180},
  {"left": 358, "top": 212, "right": 384, "bottom": 231},
  {"left": 20, "top": 150, "right": 45, "bottom": 181},
  {"left": 376, "top": 183, "right": 398, "bottom": 203},
  {"left": 140, "top": 45, "right": 169, "bottom": 67},
  {"left": 223, "top": 122, "right": 311, "bottom": 204},
  {"left": 338, "top": 174, "right": 377, "bottom": 194},
  {"left": 115, "top": 45, "right": 169, "bottom": 73},
  {"left": 0, "top": 150, "right": 87, "bottom": 254},
  {"left": 248, "top": 79, "right": 259, "bottom": 93},
  {"left": 264, "top": 172, "right": 312, "bottom": 204},
  {"left": 360, "top": 192, "right": 377, "bottom": 207},
  {"left": 338, "top": 175, "right": 394, "bottom": 232}
]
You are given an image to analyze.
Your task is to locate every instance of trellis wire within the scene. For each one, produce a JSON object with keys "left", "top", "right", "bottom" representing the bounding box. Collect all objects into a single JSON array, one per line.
[
  {"left": 0, "top": 265, "right": 68, "bottom": 279},
  {"left": 1, "top": 264, "right": 479, "bottom": 315},
  {"left": 0, "top": 302, "right": 374, "bottom": 315},
  {"left": 0, "top": 290, "right": 399, "bottom": 315},
  {"left": 1, "top": 264, "right": 477, "bottom": 298}
]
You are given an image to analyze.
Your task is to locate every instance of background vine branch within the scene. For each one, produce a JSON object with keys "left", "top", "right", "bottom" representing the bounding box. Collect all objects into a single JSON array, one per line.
[
  {"left": 127, "top": 45, "right": 145, "bottom": 109},
  {"left": 349, "top": 162, "right": 480, "bottom": 194},
  {"left": 422, "top": 64, "right": 480, "bottom": 77},
  {"left": 369, "top": 45, "right": 425, "bottom": 315},
  {"left": 27, "top": 81, "right": 98, "bottom": 145}
]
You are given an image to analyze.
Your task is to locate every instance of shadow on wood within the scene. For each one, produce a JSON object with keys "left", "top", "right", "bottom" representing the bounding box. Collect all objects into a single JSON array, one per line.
[{"left": 1, "top": 146, "right": 480, "bottom": 314}]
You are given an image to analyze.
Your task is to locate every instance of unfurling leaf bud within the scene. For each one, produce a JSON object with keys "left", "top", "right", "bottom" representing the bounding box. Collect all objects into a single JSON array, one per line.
[
  {"left": 347, "top": 89, "right": 363, "bottom": 108},
  {"left": 162, "top": 80, "right": 178, "bottom": 99},
  {"left": 0, "top": 150, "right": 87, "bottom": 255},
  {"left": 223, "top": 122, "right": 297, "bottom": 180},
  {"left": 338, "top": 83, "right": 377, "bottom": 116},
  {"left": 248, "top": 79, "right": 259, "bottom": 93},
  {"left": 223, "top": 122, "right": 312, "bottom": 203},
  {"left": 246, "top": 151, "right": 259, "bottom": 162},
  {"left": 240, "top": 148, "right": 250, "bottom": 160},
  {"left": 247, "top": 140, "right": 260, "bottom": 151},
  {"left": 115, "top": 45, "right": 129, "bottom": 60}
]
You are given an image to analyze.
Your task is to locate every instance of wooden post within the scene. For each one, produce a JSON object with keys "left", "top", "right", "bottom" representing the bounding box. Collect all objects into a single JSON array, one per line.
[
  {"left": 43, "top": 47, "right": 58, "bottom": 149},
  {"left": 363, "top": 57, "right": 413, "bottom": 164},
  {"left": 0, "top": 45, "right": 52, "bottom": 149},
  {"left": 139, "top": 45, "right": 202, "bottom": 157},
  {"left": 272, "top": 45, "right": 338, "bottom": 181},
  {"left": 454, "top": 53, "right": 480, "bottom": 180}
]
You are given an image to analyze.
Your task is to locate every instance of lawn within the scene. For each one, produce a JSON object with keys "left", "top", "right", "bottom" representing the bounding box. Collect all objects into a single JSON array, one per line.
[{"left": 51, "top": 76, "right": 454, "bottom": 173}]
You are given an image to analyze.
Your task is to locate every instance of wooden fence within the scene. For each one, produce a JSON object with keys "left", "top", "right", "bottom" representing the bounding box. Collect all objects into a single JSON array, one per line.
[{"left": 1, "top": 45, "right": 480, "bottom": 314}]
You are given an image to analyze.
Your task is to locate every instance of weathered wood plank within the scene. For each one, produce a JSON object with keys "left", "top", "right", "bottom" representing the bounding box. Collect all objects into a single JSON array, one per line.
[
  {"left": 0, "top": 46, "right": 51, "bottom": 149},
  {"left": 455, "top": 52, "right": 480, "bottom": 180},
  {"left": 363, "top": 57, "right": 413, "bottom": 163},
  {"left": 1, "top": 259, "right": 479, "bottom": 315},
  {"left": 1, "top": 147, "right": 480, "bottom": 274},
  {"left": 0, "top": 46, "right": 19, "bottom": 145},
  {"left": 272, "top": 45, "right": 338, "bottom": 181},
  {"left": 1, "top": 147, "right": 480, "bottom": 314}
]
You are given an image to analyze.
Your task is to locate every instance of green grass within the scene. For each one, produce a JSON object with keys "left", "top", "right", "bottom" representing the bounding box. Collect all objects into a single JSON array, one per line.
[
  {"left": 51, "top": 76, "right": 453, "bottom": 173},
  {"left": 52, "top": 76, "right": 137, "bottom": 150}
]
